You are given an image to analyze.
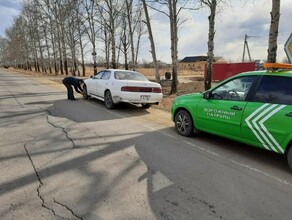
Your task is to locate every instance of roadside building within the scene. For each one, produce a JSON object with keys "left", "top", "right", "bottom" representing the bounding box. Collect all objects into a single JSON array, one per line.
[{"left": 179, "top": 56, "right": 225, "bottom": 71}]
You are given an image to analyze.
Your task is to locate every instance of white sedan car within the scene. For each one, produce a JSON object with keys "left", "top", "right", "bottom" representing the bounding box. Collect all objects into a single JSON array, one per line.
[{"left": 83, "top": 69, "right": 163, "bottom": 109}]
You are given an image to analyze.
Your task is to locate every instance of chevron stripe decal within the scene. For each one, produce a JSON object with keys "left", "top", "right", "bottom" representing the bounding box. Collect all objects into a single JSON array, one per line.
[{"left": 245, "top": 104, "right": 286, "bottom": 153}]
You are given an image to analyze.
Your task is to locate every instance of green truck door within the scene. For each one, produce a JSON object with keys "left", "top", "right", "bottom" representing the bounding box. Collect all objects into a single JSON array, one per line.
[
  {"left": 196, "top": 75, "right": 257, "bottom": 139},
  {"left": 242, "top": 102, "right": 291, "bottom": 153},
  {"left": 197, "top": 99, "right": 247, "bottom": 138}
]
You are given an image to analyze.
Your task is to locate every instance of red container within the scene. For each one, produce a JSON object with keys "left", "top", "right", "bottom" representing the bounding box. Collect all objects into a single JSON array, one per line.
[{"left": 205, "top": 62, "right": 256, "bottom": 81}]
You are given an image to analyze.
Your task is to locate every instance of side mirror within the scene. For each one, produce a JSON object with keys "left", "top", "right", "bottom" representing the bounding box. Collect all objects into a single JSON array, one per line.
[{"left": 203, "top": 91, "right": 211, "bottom": 99}]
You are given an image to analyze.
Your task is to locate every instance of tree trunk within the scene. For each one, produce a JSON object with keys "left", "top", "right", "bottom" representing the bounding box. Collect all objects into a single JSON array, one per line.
[
  {"left": 107, "top": 0, "right": 117, "bottom": 69},
  {"left": 126, "top": 0, "right": 136, "bottom": 70},
  {"left": 57, "top": 27, "right": 64, "bottom": 75},
  {"left": 37, "top": 31, "right": 45, "bottom": 73},
  {"left": 205, "top": 1, "right": 216, "bottom": 91},
  {"left": 104, "top": 25, "right": 110, "bottom": 69},
  {"left": 44, "top": 27, "right": 52, "bottom": 74},
  {"left": 76, "top": 13, "right": 85, "bottom": 76},
  {"left": 50, "top": 22, "right": 59, "bottom": 75},
  {"left": 61, "top": 25, "right": 68, "bottom": 75},
  {"left": 267, "top": 0, "right": 281, "bottom": 63},
  {"left": 134, "top": 10, "right": 144, "bottom": 67},
  {"left": 110, "top": 27, "right": 117, "bottom": 69},
  {"left": 123, "top": 32, "right": 128, "bottom": 70},
  {"left": 169, "top": 0, "right": 178, "bottom": 94}
]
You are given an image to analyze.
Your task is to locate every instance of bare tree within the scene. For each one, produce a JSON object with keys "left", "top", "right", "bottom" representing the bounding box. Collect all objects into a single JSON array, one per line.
[
  {"left": 95, "top": 0, "right": 122, "bottom": 69},
  {"left": 142, "top": 0, "right": 160, "bottom": 82},
  {"left": 21, "top": 1, "right": 41, "bottom": 72},
  {"left": 119, "top": 16, "right": 130, "bottom": 69},
  {"left": 80, "top": 0, "right": 99, "bottom": 74},
  {"left": 146, "top": 0, "right": 192, "bottom": 92},
  {"left": 75, "top": 2, "right": 87, "bottom": 76},
  {"left": 63, "top": 0, "right": 82, "bottom": 76},
  {"left": 124, "top": 0, "right": 145, "bottom": 70},
  {"left": 125, "top": 0, "right": 135, "bottom": 69},
  {"left": 134, "top": 8, "right": 147, "bottom": 68},
  {"left": 148, "top": 0, "right": 179, "bottom": 91},
  {"left": 105, "top": 0, "right": 123, "bottom": 69},
  {"left": 200, "top": 0, "right": 228, "bottom": 90},
  {"left": 267, "top": 0, "right": 281, "bottom": 63},
  {"left": 168, "top": 0, "right": 179, "bottom": 94},
  {"left": 48, "top": 1, "right": 65, "bottom": 75}
]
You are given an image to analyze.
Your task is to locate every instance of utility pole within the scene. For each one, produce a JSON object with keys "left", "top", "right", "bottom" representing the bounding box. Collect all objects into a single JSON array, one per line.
[{"left": 242, "top": 34, "right": 251, "bottom": 62}]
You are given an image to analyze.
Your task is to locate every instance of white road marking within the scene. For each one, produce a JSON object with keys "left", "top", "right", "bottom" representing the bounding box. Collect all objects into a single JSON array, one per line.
[{"left": 152, "top": 171, "right": 174, "bottom": 193}]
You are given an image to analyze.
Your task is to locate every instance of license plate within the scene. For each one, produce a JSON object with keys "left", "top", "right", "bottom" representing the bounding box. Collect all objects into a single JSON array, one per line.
[{"left": 140, "top": 95, "right": 150, "bottom": 101}]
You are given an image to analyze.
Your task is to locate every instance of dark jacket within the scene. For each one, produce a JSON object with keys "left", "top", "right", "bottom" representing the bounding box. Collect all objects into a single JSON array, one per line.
[{"left": 63, "top": 77, "right": 83, "bottom": 93}]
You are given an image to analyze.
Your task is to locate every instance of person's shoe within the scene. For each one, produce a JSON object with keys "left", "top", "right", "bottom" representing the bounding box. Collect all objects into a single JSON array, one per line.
[{"left": 70, "top": 98, "right": 77, "bottom": 101}]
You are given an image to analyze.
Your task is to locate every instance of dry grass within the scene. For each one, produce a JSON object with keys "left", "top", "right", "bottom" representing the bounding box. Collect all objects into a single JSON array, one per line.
[{"left": 85, "top": 67, "right": 203, "bottom": 77}]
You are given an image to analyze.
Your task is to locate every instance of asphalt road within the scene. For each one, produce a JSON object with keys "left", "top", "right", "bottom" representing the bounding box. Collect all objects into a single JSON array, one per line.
[{"left": 1, "top": 69, "right": 292, "bottom": 220}]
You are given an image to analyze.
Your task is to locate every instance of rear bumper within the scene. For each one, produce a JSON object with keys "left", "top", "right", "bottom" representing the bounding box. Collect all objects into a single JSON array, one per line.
[{"left": 112, "top": 92, "right": 163, "bottom": 104}]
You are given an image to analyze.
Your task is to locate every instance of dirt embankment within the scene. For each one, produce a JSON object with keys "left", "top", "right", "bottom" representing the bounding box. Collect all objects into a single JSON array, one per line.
[{"left": 157, "top": 79, "right": 204, "bottom": 112}]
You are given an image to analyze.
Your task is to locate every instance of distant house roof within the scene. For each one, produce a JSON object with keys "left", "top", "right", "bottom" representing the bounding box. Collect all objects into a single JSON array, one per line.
[{"left": 179, "top": 56, "right": 208, "bottom": 63}]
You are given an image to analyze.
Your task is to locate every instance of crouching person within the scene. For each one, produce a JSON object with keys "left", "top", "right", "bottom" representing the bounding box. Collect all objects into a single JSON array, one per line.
[{"left": 62, "top": 76, "right": 84, "bottom": 101}]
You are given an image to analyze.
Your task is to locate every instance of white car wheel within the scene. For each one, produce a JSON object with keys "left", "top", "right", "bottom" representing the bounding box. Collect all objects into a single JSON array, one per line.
[
  {"left": 105, "top": 90, "right": 115, "bottom": 109},
  {"left": 83, "top": 85, "right": 89, "bottom": 99}
]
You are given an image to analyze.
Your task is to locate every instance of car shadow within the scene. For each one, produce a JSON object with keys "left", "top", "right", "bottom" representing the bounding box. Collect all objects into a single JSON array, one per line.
[
  {"left": 189, "top": 132, "right": 288, "bottom": 171},
  {"left": 46, "top": 98, "right": 150, "bottom": 123},
  {"left": 87, "top": 97, "right": 153, "bottom": 112}
]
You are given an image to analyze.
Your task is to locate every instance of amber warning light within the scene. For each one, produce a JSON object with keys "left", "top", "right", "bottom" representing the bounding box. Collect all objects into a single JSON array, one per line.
[{"left": 263, "top": 63, "right": 292, "bottom": 70}]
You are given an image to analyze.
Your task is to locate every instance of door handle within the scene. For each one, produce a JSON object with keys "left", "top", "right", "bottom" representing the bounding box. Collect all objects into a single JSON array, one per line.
[
  {"left": 285, "top": 112, "right": 292, "bottom": 117},
  {"left": 231, "top": 106, "right": 242, "bottom": 111}
]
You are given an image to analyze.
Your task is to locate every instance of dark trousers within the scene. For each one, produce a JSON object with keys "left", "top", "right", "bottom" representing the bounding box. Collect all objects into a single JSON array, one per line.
[{"left": 63, "top": 81, "right": 75, "bottom": 99}]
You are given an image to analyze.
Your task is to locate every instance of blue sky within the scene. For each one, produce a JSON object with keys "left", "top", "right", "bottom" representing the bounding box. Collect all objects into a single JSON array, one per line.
[
  {"left": 0, "top": 0, "right": 21, "bottom": 36},
  {"left": 1, "top": 0, "right": 291, "bottom": 63}
]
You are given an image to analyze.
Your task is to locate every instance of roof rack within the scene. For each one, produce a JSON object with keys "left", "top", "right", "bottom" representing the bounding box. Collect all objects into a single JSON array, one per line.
[{"left": 263, "top": 63, "right": 292, "bottom": 70}]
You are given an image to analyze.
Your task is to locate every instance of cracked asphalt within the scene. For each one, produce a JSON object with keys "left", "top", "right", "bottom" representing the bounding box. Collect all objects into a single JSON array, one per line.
[{"left": 1, "top": 69, "right": 292, "bottom": 220}]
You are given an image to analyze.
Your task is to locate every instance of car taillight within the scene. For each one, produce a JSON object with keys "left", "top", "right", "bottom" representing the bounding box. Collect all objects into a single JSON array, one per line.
[
  {"left": 121, "top": 86, "right": 140, "bottom": 92},
  {"left": 152, "top": 87, "right": 162, "bottom": 93},
  {"left": 121, "top": 86, "right": 161, "bottom": 93}
]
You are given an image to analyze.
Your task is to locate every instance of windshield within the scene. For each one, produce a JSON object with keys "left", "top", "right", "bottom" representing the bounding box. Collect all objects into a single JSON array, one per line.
[{"left": 114, "top": 71, "right": 148, "bottom": 81}]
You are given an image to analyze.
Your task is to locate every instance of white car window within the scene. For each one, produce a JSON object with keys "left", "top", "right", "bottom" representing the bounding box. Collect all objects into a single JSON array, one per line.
[
  {"left": 101, "top": 71, "right": 111, "bottom": 80},
  {"left": 114, "top": 71, "right": 148, "bottom": 81},
  {"left": 94, "top": 71, "right": 103, "bottom": 79}
]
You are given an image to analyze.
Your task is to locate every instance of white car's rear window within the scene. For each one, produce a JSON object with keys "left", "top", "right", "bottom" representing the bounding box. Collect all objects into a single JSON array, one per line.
[{"left": 114, "top": 71, "right": 148, "bottom": 81}]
